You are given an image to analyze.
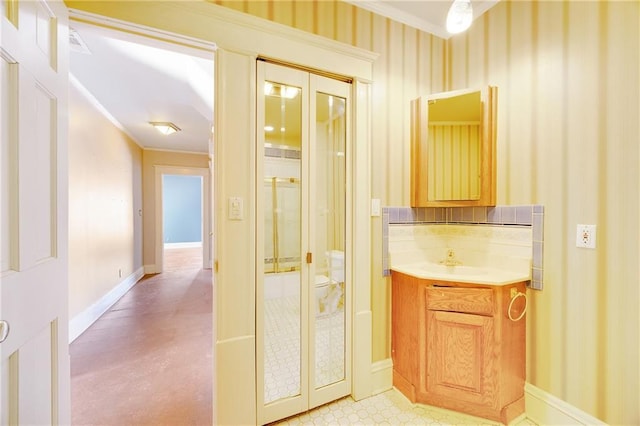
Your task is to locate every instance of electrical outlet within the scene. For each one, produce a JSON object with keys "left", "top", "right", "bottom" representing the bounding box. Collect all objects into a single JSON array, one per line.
[{"left": 576, "top": 224, "right": 597, "bottom": 249}]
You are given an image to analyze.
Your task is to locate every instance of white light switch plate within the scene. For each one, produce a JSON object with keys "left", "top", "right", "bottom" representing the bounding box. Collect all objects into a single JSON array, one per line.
[
  {"left": 371, "top": 198, "right": 381, "bottom": 217},
  {"left": 576, "top": 224, "right": 596, "bottom": 249},
  {"left": 228, "top": 196, "right": 243, "bottom": 220}
]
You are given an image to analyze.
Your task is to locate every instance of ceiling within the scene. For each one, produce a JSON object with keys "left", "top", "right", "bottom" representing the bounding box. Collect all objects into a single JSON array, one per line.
[{"left": 69, "top": 1, "right": 498, "bottom": 154}]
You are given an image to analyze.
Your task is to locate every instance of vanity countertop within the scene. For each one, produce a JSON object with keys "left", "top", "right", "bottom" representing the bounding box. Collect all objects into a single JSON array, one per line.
[{"left": 391, "top": 262, "right": 530, "bottom": 286}]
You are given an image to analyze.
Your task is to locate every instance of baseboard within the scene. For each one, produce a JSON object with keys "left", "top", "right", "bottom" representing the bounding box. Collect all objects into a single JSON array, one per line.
[
  {"left": 144, "top": 264, "right": 157, "bottom": 274},
  {"left": 164, "top": 242, "right": 202, "bottom": 249},
  {"left": 371, "top": 358, "right": 393, "bottom": 395},
  {"left": 525, "top": 382, "right": 606, "bottom": 425},
  {"left": 69, "top": 267, "right": 145, "bottom": 343}
]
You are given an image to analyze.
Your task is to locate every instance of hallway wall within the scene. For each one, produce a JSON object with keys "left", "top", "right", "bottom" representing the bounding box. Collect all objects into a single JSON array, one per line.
[{"left": 68, "top": 79, "right": 143, "bottom": 320}]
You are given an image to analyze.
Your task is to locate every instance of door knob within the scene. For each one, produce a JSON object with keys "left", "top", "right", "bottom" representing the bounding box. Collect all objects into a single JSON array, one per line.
[{"left": 0, "top": 320, "right": 9, "bottom": 343}]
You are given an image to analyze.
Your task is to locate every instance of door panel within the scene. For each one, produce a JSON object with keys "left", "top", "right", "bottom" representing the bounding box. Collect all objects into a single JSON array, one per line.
[
  {"left": 257, "top": 63, "right": 309, "bottom": 423},
  {"left": 424, "top": 310, "right": 495, "bottom": 407},
  {"left": 308, "top": 77, "right": 350, "bottom": 409},
  {"left": 21, "top": 77, "right": 56, "bottom": 265},
  {"left": 1, "top": 57, "right": 17, "bottom": 273},
  {"left": 257, "top": 61, "right": 351, "bottom": 423},
  {"left": 1, "top": 1, "right": 70, "bottom": 424}
]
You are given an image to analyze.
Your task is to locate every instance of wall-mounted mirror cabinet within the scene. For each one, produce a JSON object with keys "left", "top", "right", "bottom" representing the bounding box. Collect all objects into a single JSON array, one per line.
[{"left": 411, "top": 86, "right": 497, "bottom": 207}]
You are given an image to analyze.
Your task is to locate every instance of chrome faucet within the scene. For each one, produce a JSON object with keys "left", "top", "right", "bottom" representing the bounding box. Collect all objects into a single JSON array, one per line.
[{"left": 440, "top": 249, "right": 462, "bottom": 266}]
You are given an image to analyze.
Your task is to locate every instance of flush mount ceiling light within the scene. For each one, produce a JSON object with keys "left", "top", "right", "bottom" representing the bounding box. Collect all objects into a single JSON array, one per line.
[
  {"left": 446, "top": 0, "right": 473, "bottom": 34},
  {"left": 149, "top": 121, "right": 181, "bottom": 135}
]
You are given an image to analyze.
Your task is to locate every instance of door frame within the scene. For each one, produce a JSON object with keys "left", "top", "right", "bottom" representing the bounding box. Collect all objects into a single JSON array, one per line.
[{"left": 154, "top": 166, "right": 212, "bottom": 273}]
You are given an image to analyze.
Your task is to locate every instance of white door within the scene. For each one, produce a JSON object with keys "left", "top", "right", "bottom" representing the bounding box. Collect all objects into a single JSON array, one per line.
[
  {"left": 1, "top": 1, "right": 70, "bottom": 424},
  {"left": 257, "top": 61, "right": 351, "bottom": 424}
]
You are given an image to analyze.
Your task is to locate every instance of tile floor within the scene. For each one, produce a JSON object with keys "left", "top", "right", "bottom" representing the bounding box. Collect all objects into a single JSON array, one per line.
[
  {"left": 264, "top": 294, "right": 345, "bottom": 403},
  {"left": 273, "top": 390, "right": 538, "bottom": 426}
]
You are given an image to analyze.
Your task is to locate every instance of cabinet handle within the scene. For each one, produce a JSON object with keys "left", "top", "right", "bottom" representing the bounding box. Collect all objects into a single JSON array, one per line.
[{"left": 507, "top": 291, "right": 527, "bottom": 322}]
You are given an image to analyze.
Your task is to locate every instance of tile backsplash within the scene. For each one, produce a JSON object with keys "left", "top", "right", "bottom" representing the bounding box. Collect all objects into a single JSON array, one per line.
[{"left": 382, "top": 205, "right": 544, "bottom": 290}]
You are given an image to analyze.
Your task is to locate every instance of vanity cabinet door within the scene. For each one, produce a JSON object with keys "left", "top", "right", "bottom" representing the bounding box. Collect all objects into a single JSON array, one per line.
[
  {"left": 391, "top": 272, "right": 420, "bottom": 401},
  {"left": 423, "top": 310, "right": 498, "bottom": 409}
]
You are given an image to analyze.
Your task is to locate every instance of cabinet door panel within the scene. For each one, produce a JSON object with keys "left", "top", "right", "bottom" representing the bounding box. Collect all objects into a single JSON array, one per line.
[{"left": 424, "top": 310, "right": 497, "bottom": 407}]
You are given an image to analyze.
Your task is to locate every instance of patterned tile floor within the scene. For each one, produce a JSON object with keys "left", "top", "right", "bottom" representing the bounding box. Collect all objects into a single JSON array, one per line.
[
  {"left": 272, "top": 389, "right": 538, "bottom": 426},
  {"left": 264, "top": 295, "right": 346, "bottom": 403}
]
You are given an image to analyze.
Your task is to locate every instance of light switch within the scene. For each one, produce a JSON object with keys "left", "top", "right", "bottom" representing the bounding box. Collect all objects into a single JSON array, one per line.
[
  {"left": 371, "top": 198, "right": 381, "bottom": 217},
  {"left": 228, "top": 197, "right": 243, "bottom": 220}
]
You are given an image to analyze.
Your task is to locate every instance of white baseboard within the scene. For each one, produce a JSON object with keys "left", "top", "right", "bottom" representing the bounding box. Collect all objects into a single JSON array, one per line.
[
  {"left": 371, "top": 358, "right": 393, "bottom": 396},
  {"left": 69, "top": 267, "right": 145, "bottom": 343},
  {"left": 164, "top": 241, "right": 202, "bottom": 249},
  {"left": 525, "top": 382, "right": 606, "bottom": 425}
]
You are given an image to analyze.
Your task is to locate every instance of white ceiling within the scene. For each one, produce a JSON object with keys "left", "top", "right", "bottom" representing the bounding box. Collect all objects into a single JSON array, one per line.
[{"left": 69, "top": 1, "right": 498, "bottom": 154}]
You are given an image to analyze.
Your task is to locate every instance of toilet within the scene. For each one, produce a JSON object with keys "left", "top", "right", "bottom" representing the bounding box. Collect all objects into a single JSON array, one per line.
[{"left": 315, "top": 250, "right": 344, "bottom": 316}]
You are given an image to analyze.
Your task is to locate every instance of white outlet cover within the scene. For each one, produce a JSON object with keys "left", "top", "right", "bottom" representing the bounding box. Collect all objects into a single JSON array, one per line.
[{"left": 576, "top": 224, "right": 597, "bottom": 249}]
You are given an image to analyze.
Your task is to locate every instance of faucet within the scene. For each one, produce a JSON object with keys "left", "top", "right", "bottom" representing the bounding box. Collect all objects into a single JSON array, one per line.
[{"left": 440, "top": 249, "right": 462, "bottom": 266}]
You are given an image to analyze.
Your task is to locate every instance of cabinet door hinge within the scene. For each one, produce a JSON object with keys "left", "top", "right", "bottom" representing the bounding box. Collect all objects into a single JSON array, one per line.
[{"left": 306, "top": 252, "right": 312, "bottom": 264}]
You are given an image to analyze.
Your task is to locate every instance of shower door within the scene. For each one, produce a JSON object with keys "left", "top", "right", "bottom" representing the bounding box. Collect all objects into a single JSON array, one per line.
[{"left": 257, "top": 61, "right": 351, "bottom": 424}]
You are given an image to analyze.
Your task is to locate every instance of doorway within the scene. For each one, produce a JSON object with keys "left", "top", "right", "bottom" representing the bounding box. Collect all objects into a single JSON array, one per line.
[
  {"left": 155, "top": 166, "right": 212, "bottom": 273},
  {"left": 162, "top": 174, "right": 204, "bottom": 269},
  {"left": 256, "top": 61, "right": 352, "bottom": 424}
]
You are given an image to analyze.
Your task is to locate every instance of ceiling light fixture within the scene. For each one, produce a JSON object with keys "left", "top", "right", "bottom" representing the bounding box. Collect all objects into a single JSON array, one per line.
[
  {"left": 446, "top": 0, "right": 473, "bottom": 34},
  {"left": 149, "top": 121, "right": 181, "bottom": 135}
]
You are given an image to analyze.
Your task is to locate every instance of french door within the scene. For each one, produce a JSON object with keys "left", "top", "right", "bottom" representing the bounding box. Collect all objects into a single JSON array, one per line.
[{"left": 256, "top": 61, "right": 351, "bottom": 424}]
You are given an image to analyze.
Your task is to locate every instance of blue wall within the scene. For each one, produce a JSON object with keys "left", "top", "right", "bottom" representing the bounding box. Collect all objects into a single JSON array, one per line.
[{"left": 163, "top": 175, "right": 202, "bottom": 243}]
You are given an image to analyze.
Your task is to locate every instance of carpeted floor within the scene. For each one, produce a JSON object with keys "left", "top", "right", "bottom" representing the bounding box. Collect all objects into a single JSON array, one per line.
[{"left": 70, "top": 248, "right": 212, "bottom": 425}]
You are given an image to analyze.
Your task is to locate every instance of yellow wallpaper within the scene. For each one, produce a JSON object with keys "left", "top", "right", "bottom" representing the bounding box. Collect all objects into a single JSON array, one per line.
[{"left": 447, "top": 1, "right": 639, "bottom": 423}]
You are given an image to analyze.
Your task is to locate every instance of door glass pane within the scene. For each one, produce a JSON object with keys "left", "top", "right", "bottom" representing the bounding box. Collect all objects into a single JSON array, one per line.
[
  {"left": 314, "top": 92, "right": 346, "bottom": 388},
  {"left": 263, "top": 81, "right": 302, "bottom": 404}
]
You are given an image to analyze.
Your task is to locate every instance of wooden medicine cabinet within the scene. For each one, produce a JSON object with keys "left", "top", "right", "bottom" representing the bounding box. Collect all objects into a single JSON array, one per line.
[{"left": 411, "top": 86, "right": 497, "bottom": 207}]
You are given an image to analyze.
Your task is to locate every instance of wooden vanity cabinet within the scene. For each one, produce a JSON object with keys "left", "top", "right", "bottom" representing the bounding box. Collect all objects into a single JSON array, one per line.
[{"left": 391, "top": 271, "right": 527, "bottom": 425}]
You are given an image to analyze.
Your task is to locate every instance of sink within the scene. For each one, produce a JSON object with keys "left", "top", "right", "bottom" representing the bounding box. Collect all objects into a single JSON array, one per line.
[
  {"left": 391, "top": 260, "right": 531, "bottom": 286},
  {"left": 418, "top": 264, "right": 488, "bottom": 276}
]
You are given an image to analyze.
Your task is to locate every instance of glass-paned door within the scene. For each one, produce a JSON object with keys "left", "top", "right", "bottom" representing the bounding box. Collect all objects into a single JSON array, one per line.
[{"left": 257, "top": 61, "right": 351, "bottom": 424}]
